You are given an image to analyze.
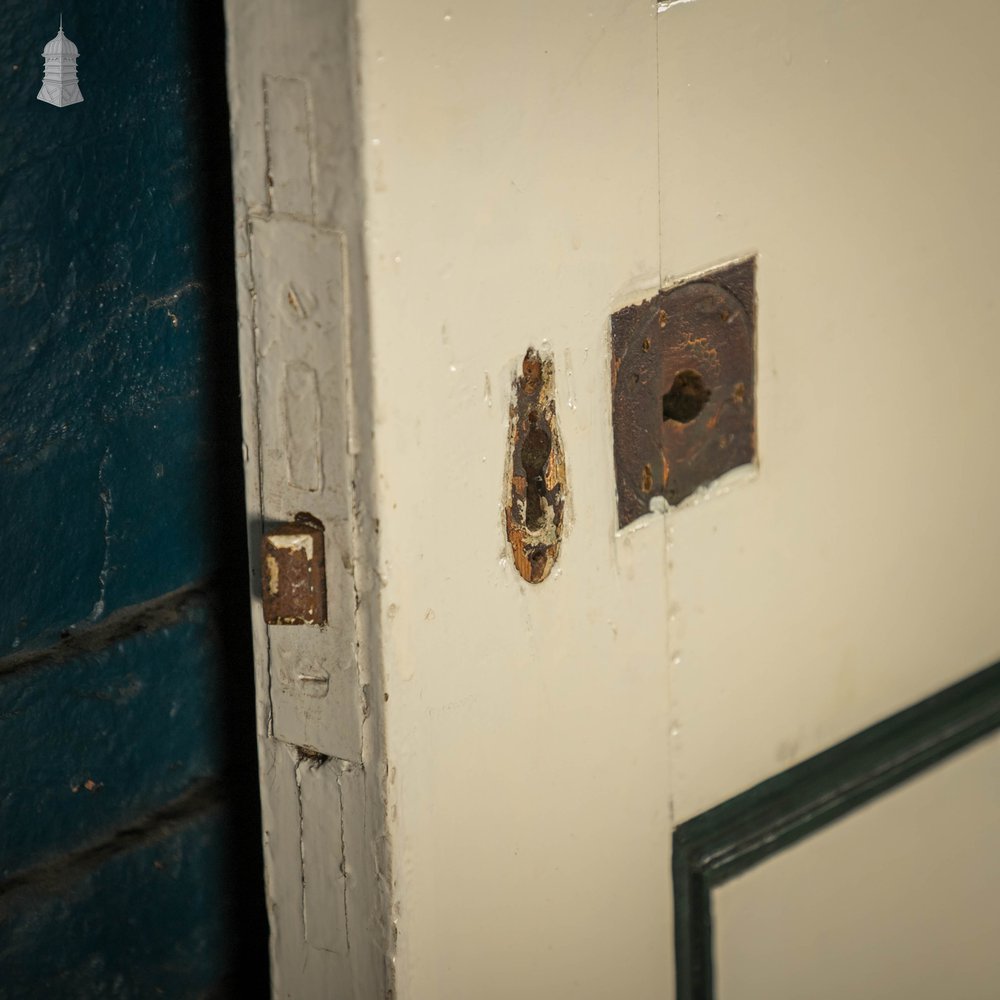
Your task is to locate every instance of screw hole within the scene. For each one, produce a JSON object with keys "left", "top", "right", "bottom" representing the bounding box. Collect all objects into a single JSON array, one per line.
[{"left": 662, "top": 369, "right": 711, "bottom": 424}]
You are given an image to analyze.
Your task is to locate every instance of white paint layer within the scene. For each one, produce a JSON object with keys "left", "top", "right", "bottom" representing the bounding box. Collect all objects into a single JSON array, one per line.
[
  {"left": 659, "top": 0, "right": 1000, "bottom": 822},
  {"left": 226, "top": 0, "right": 1000, "bottom": 995},
  {"left": 358, "top": 2, "right": 671, "bottom": 997}
]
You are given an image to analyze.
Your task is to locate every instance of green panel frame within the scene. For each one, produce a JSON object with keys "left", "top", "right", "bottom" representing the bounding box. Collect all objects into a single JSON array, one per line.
[{"left": 673, "top": 658, "right": 1000, "bottom": 1000}]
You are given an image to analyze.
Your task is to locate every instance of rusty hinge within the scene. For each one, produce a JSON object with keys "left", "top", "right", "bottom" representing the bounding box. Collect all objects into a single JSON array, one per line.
[{"left": 261, "top": 513, "right": 327, "bottom": 625}]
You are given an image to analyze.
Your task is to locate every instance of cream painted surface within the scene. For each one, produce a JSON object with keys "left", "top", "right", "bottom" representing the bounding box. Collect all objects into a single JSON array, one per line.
[
  {"left": 658, "top": 0, "right": 1000, "bottom": 822},
  {"left": 715, "top": 732, "right": 1000, "bottom": 999},
  {"left": 227, "top": 0, "right": 1000, "bottom": 995},
  {"left": 358, "top": 3, "right": 672, "bottom": 997}
]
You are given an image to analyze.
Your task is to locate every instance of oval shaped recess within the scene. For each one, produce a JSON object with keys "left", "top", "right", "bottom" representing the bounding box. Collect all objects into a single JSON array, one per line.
[{"left": 504, "top": 348, "right": 567, "bottom": 584}]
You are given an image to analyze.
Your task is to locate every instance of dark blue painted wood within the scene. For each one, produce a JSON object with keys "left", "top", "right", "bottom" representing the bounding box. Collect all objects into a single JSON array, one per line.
[
  {"left": 0, "top": 2, "right": 217, "bottom": 652},
  {"left": 0, "top": 0, "right": 268, "bottom": 992},
  {"left": 0, "top": 603, "right": 225, "bottom": 880},
  {"left": 0, "top": 809, "right": 233, "bottom": 999}
]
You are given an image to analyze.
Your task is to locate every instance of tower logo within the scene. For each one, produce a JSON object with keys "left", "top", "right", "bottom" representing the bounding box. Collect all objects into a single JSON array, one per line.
[{"left": 37, "top": 17, "right": 83, "bottom": 108}]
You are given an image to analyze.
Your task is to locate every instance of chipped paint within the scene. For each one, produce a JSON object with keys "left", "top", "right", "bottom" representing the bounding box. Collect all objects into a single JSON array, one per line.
[
  {"left": 657, "top": 0, "right": 698, "bottom": 11},
  {"left": 504, "top": 349, "right": 567, "bottom": 584},
  {"left": 225, "top": 1, "right": 392, "bottom": 994}
]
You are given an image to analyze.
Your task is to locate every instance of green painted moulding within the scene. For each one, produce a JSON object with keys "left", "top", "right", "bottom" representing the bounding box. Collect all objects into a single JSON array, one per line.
[{"left": 672, "top": 658, "right": 1000, "bottom": 1000}]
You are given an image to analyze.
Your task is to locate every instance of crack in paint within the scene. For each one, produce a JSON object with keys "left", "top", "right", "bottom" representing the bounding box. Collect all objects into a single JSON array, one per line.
[
  {"left": 291, "top": 747, "right": 353, "bottom": 954},
  {"left": 88, "top": 449, "right": 113, "bottom": 622},
  {"left": 137, "top": 280, "right": 204, "bottom": 313},
  {"left": 293, "top": 754, "right": 309, "bottom": 939},
  {"left": 337, "top": 763, "right": 351, "bottom": 953},
  {"left": 0, "top": 777, "right": 223, "bottom": 902},
  {"left": 244, "top": 210, "right": 276, "bottom": 740},
  {"left": 0, "top": 581, "right": 208, "bottom": 677}
]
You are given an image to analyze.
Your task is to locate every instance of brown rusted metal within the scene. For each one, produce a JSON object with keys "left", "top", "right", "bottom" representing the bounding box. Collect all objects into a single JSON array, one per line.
[
  {"left": 504, "top": 348, "right": 567, "bottom": 584},
  {"left": 261, "top": 513, "right": 328, "bottom": 625},
  {"left": 611, "top": 258, "right": 756, "bottom": 528}
]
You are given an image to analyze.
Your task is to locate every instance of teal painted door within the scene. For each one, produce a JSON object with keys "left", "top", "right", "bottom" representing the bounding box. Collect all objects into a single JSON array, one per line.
[{"left": 0, "top": 3, "right": 267, "bottom": 995}]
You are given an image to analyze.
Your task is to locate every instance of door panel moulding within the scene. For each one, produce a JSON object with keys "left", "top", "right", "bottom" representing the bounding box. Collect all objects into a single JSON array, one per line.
[
  {"left": 223, "top": 1, "right": 391, "bottom": 997},
  {"left": 672, "top": 658, "right": 1000, "bottom": 1000}
]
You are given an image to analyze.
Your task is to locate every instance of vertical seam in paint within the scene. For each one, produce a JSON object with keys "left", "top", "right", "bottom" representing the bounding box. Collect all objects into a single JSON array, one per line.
[
  {"left": 261, "top": 81, "right": 274, "bottom": 215},
  {"left": 655, "top": 0, "right": 677, "bottom": 830},
  {"left": 341, "top": 224, "right": 369, "bottom": 774},
  {"left": 302, "top": 79, "right": 319, "bottom": 225},
  {"left": 665, "top": 521, "right": 678, "bottom": 828},
  {"left": 655, "top": 4, "right": 663, "bottom": 288},
  {"left": 293, "top": 756, "right": 308, "bottom": 934},
  {"left": 337, "top": 764, "right": 351, "bottom": 953},
  {"left": 346, "top": 0, "right": 396, "bottom": 971},
  {"left": 245, "top": 210, "right": 276, "bottom": 737},
  {"left": 341, "top": 232, "right": 356, "bottom": 457}
]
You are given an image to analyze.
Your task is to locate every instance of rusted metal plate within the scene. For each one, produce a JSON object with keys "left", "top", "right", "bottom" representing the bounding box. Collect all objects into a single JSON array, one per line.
[
  {"left": 611, "top": 258, "right": 756, "bottom": 528},
  {"left": 262, "top": 514, "right": 327, "bottom": 625},
  {"left": 504, "top": 349, "right": 567, "bottom": 584}
]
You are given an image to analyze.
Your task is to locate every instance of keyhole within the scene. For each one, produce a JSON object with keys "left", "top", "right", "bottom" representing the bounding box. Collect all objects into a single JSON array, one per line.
[
  {"left": 522, "top": 412, "right": 552, "bottom": 530},
  {"left": 663, "top": 369, "right": 711, "bottom": 424}
]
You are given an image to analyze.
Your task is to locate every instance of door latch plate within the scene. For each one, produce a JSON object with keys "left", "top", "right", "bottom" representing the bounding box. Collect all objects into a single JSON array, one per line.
[
  {"left": 610, "top": 258, "right": 756, "bottom": 528},
  {"left": 262, "top": 514, "right": 327, "bottom": 625}
]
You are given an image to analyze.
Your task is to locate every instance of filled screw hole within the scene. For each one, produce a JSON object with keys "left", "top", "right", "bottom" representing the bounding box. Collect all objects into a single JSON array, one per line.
[{"left": 662, "top": 369, "right": 711, "bottom": 424}]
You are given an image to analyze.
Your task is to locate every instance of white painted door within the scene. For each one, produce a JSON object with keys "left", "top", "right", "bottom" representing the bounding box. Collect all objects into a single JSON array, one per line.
[
  {"left": 658, "top": 0, "right": 1000, "bottom": 825},
  {"left": 658, "top": 4, "right": 1000, "bottom": 995},
  {"left": 226, "top": 2, "right": 1000, "bottom": 997}
]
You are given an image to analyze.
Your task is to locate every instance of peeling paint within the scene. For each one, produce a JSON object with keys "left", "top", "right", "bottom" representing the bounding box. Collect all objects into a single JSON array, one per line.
[
  {"left": 503, "top": 349, "right": 567, "bottom": 584},
  {"left": 226, "top": 0, "right": 393, "bottom": 993},
  {"left": 657, "top": 0, "right": 698, "bottom": 11}
]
